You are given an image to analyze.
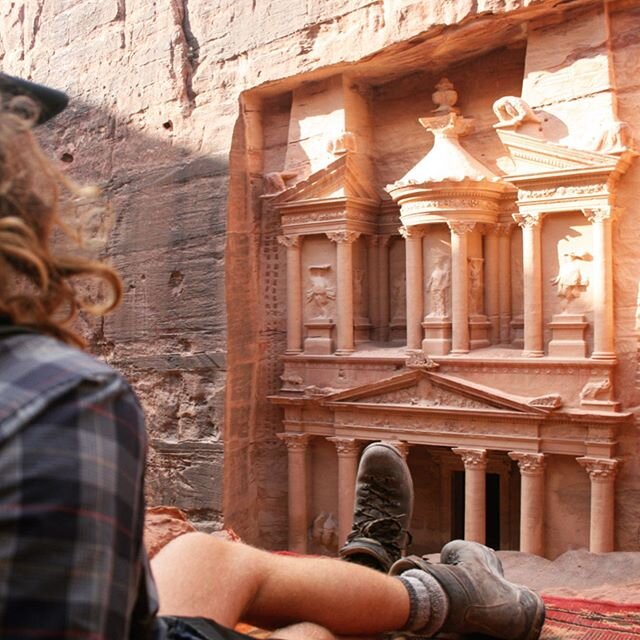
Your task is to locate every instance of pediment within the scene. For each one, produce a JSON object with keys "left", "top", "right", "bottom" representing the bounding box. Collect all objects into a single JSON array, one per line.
[
  {"left": 270, "top": 155, "right": 379, "bottom": 205},
  {"left": 496, "top": 129, "right": 628, "bottom": 176},
  {"left": 323, "top": 369, "right": 553, "bottom": 415}
]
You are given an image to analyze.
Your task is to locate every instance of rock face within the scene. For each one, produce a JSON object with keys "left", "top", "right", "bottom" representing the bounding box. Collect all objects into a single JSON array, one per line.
[{"left": 3, "top": 0, "right": 640, "bottom": 555}]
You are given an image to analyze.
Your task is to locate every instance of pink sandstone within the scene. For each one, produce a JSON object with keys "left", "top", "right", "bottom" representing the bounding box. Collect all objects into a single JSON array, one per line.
[{"left": 1, "top": 0, "right": 640, "bottom": 565}]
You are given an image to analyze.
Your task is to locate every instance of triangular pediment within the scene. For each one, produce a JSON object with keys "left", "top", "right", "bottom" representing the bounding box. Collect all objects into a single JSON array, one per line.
[
  {"left": 496, "top": 129, "right": 627, "bottom": 176},
  {"left": 322, "top": 369, "right": 553, "bottom": 415},
  {"left": 270, "top": 155, "right": 379, "bottom": 205}
]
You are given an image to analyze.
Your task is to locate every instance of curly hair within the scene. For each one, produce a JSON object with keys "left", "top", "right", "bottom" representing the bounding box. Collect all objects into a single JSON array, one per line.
[{"left": 0, "top": 95, "right": 122, "bottom": 347}]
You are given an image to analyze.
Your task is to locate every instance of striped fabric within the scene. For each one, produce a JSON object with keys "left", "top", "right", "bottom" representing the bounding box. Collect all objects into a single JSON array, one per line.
[{"left": 0, "top": 329, "right": 161, "bottom": 639}]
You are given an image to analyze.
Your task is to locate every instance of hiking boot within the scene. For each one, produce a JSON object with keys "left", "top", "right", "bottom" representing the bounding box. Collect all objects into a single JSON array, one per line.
[
  {"left": 339, "top": 441, "right": 413, "bottom": 572},
  {"left": 391, "top": 540, "right": 545, "bottom": 640}
]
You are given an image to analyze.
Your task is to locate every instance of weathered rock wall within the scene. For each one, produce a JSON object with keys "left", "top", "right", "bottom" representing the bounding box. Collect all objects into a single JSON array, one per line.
[{"left": 0, "top": 0, "right": 616, "bottom": 545}]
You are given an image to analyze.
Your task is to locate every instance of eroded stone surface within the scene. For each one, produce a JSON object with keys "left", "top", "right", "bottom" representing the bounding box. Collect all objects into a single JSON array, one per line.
[{"left": 3, "top": 0, "right": 640, "bottom": 555}]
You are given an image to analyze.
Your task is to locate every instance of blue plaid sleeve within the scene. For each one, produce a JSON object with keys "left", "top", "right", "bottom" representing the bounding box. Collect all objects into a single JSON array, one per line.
[{"left": 0, "top": 356, "right": 154, "bottom": 639}]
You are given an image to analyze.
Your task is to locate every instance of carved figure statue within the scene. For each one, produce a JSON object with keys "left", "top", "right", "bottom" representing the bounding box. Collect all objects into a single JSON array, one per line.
[
  {"left": 353, "top": 268, "right": 366, "bottom": 317},
  {"left": 390, "top": 272, "right": 406, "bottom": 321},
  {"left": 426, "top": 255, "right": 451, "bottom": 318},
  {"left": 310, "top": 512, "right": 338, "bottom": 551},
  {"left": 551, "top": 251, "right": 589, "bottom": 311},
  {"left": 306, "top": 266, "right": 336, "bottom": 319},
  {"left": 580, "top": 378, "right": 611, "bottom": 402},
  {"left": 468, "top": 257, "right": 484, "bottom": 316},
  {"left": 492, "top": 96, "right": 542, "bottom": 129},
  {"left": 263, "top": 170, "right": 297, "bottom": 195}
]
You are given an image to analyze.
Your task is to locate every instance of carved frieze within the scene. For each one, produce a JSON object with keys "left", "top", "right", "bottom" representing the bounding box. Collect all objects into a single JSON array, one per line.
[{"left": 518, "top": 183, "right": 608, "bottom": 202}]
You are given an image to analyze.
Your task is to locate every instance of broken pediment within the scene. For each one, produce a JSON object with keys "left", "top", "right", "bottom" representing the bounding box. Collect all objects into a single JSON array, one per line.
[
  {"left": 266, "top": 155, "right": 380, "bottom": 204},
  {"left": 496, "top": 129, "right": 634, "bottom": 177},
  {"left": 268, "top": 155, "right": 381, "bottom": 235},
  {"left": 322, "top": 369, "right": 553, "bottom": 416}
]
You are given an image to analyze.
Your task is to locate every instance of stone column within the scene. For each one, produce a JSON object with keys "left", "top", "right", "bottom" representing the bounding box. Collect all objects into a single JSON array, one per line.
[
  {"left": 513, "top": 212, "right": 543, "bottom": 357},
  {"left": 378, "top": 236, "right": 391, "bottom": 341},
  {"left": 327, "top": 231, "right": 360, "bottom": 355},
  {"left": 385, "top": 439, "right": 410, "bottom": 459},
  {"left": 496, "top": 223, "right": 514, "bottom": 344},
  {"left": 577, "top": 457, "right": 620, "bottom": 553},
  {"left": 278, "top": 432, "right": 312, "bottom": 553},
  {"left": 448, "top": 221, "right": 475, "bottom": 354},
  {"left": 401, "top": 226, "right": 424, "bottom": 350},
  {"left": 484, "top": 225, "right": 500, "bottom": 344},
  {"left": 328, "top": 437, "right": 361, "bottom": 546},
  {"left": 583, "top": 208, "right": 615, "bottom": 359},
  {"left": 367, "top": 236, "right": 380, "bottom": 338},
  {"left": 453, "top": 447, "right": 487, "bottom": 543},
  {"left": 278, "top": 235, "right": 303, "bottom": 353},
  {"left": 509, "top": 452, "right": 545, "bottom": 556}
]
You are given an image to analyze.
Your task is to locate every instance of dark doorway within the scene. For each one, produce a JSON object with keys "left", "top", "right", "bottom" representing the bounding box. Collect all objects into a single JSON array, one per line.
[{"left": 450, "top": 471, "right": 502, "bottom": 549}]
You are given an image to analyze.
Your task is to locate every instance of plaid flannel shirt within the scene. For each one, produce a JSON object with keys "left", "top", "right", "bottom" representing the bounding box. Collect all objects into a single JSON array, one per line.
[{"left": 0, "top": 329, "right": 163, "bottom": 639}]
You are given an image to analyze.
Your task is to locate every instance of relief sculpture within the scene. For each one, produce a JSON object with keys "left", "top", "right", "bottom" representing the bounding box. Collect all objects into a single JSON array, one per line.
[
  {"left": 306, "top": 265, "right": 336, "bottom": 319},
  {"left": 426, "top": 254, "right": 451, "bottom": 318},
  {"left": 391, "top": 272, "right": 407, "bottom": 321},
  {"left": 551, "top": 250, "right": 589, "bottom": 311},
  {"left": 468, "top": 257, "right": 484, "bottom": 316}
]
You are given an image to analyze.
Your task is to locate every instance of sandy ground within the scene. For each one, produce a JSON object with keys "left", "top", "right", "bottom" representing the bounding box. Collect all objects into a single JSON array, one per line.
[{"left": 498, "top": 549, "right": 640, "bottom": 604}]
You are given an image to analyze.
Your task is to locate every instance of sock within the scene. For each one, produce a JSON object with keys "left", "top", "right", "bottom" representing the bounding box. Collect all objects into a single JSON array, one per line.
[{"left": 395, "top": 569, "right": 449, "bottom": 637}]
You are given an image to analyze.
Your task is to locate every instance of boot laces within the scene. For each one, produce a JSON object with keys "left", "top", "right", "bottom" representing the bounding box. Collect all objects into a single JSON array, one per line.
[{"left": 347, "top": 478, "right": 412, "bottom": 555}]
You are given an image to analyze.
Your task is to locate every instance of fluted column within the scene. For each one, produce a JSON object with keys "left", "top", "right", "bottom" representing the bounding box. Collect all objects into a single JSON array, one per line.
[
  {"left": 583, "top": 208, "right": 616, "bottom": 359},
  {"left": 327, "top": 231, "right": 360, "bottom": 355},
  {"left": 513, "top": 212, "right": 543, "bottom": 357},
  {"left": 400, "top": 226, "right": 424, "bottom": 350},
  {"left": 278, "top": 235, "right": 303, "bottom": 353},
  {"left": 378, "top": 236, "right": 391, "bottom": 341},
  {"left": 577, "top": 457, "right": 620, "bottom": 553},
  {"left": 278, "top": 432, "right": 312, "bottom": 553},
  {"left": 509, "top": 452, "right": 545, "bottom": 556},
  {"left": 448, "top": 221, "right": 475, "bottom": 354},
  {"left": 485, "top": 225, "right": 500, "bottom": 343},
  {"left": 328, "top": 437, "right": 361, "bottom": 546},
  {"left": 496, "top": 223, "right": 514, "bottom": 344},
  {"left": 453, "top": 447, "right": 487, "bottom": 543}
]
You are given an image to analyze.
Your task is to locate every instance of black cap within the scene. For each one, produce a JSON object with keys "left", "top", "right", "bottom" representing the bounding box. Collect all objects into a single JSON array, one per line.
[{"left": 0, "top": 73, "right": 69, "bottom": 125}]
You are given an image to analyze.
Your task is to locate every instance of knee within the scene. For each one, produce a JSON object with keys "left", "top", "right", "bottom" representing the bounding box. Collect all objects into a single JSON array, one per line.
[
  {"left": 269, "top": 622, "right": 336, "bottom": 640},
  {"left": 152, "top": 531, "right": 234, "bottom": 571}
]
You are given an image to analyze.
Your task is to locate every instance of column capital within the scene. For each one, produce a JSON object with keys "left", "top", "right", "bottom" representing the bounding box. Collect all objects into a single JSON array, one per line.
[
  {"left": 513, "top": 212, "right": 542, "bottom": 228},
  {"left": 447, "top": 220, "right": 476, "bottom": 236},
  {"left": 327, "top": 437, "right": 361, "bottom": 456},
  {"left": 453, "top": 447, "right": 487, "bottom": 468},
  {"left": 326, "top": 230, "right": 360, "bottom": 244},
  {"left": 278, "top": 432, "right": 312, "bottom": 451},
  {"left": 383, "top": 439, "right": 411, "bottom": 459},
  {"left": 577, "top": 456, "right": 620, "bottom": 480},
  {"left": 379, "top": 234, "right": 392, "bottom": 247},
  {"left": 278, "top": 234, "right": 301, "bottom": 248},
  {"left": 509, "top": 452, "right": 545, "bottom": 475},
  {"left": 495, "top": 221, "right": 515, "bottom": 236},
  {"left": 399, "top": 225, "right": 424, "bottom": 239},
  {"left": 582, "top": 207, "right": 619, "bottom": 223}
]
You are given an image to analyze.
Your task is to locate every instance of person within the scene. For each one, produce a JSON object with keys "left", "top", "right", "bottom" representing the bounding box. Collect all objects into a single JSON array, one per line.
[{"left": 0, "top": 73, "right": 545, "bottom": 640}]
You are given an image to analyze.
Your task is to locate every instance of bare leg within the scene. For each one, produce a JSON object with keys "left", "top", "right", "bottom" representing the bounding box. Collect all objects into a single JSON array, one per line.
[{"left": 151, "top": 532, "right": 410, "bottom": 636}]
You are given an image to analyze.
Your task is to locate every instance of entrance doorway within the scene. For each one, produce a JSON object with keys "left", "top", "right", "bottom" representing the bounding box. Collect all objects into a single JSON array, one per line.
[{"left": 451, "top": 471, "right": 501, "bottom": 550}]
